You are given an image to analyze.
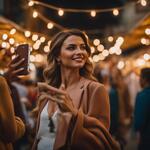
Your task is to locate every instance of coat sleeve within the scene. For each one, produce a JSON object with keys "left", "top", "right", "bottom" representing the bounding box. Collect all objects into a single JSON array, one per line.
[
  {"left": 0, "top": 76, "right": 25, "bottom": 143},
  {"left": 70, "top": 82, "right": 120, "bottom": 150}
]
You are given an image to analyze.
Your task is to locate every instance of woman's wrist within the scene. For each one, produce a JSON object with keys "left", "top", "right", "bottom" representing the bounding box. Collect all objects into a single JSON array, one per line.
[{"left": 72, "top": 108, "right": 78, "bottom": 117}]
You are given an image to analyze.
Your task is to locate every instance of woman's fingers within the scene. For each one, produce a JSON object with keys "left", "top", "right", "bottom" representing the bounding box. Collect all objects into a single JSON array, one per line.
[
  {"left": 10, "top": 58, "right": 25, "bottom": 68},
  {"left": 38, "top": 92, "right": 63, "bottom": 104},
  {"left": 38, "top": 82, "right": 66, "bottom": 95},
  {"left": 12, "top": 68, "right": 24, "bottom": 75},
  {"left": 8, "top": 55, "right": 19, "bottom": 66}
]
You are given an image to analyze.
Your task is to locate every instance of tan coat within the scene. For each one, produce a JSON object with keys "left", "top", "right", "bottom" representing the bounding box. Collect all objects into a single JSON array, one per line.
[
  {"left": 32, "top": 77, "right": 120, "bottom": 150},
  {"left": 0, "top": 76, "right": 25, "bottom": 150}
]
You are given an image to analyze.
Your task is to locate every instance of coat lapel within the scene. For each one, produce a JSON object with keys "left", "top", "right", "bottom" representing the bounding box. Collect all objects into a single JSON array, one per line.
[{"left": 54, "top": 77, "right": 85, "bottom": 149}]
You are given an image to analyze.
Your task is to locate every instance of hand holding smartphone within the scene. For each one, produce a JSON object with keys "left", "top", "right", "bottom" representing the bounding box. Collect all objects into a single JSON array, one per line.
[{"left": 15, "top": 44, "right": 30, "bottom": 75}]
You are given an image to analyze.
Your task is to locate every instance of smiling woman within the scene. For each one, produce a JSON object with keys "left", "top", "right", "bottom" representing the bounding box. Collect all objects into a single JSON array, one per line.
[{"left": 32, "top": 29, "right": 120, "bottom": 150}]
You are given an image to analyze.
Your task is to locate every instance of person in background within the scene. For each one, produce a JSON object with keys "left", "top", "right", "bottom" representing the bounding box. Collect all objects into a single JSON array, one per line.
[
  {"left": 3, "top": 54, "right": 32, "bottom": 149},
  {"left": 32, "top": 29, "right": 119, "bottom": 150},
  {"left": 134, "top": 67, "right": 150, "bottom": 150},
  {"left": 0, "top": 55, "right": 26, "bottom": 150},
  {"left": 110, "top": 68, "right": 132, "bottom": 150},
  {"left": 93, "top": 66, "right": 120, "bottom": 148}
]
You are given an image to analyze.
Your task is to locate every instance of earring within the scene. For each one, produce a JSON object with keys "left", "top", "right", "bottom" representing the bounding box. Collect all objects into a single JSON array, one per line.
[{"left": 56, "top": 59, "right": 61, "bottom": 65}]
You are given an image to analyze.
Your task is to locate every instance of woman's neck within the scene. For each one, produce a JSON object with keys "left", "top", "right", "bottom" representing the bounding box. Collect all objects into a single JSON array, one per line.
[{"left": 60, "top": 67, "right": 81, "bottom": 88}]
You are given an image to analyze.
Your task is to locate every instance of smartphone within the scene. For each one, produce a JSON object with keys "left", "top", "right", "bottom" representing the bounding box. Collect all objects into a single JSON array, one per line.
[{"left": 15, "top": 44, "right": 30, "bottom": 75}]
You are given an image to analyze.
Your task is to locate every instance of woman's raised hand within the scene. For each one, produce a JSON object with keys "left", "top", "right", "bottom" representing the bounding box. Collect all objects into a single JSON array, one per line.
[
  {"left": 4, "top": 55, "right": 26, "bottom": 82},
  {"left": 37, "top": 82, "right": 77, "bottom": 116}
]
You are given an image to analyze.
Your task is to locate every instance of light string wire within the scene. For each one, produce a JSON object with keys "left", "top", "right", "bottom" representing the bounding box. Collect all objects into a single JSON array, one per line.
[
  {"left": 30, "top": 0, "right": 141, "bottom": 13},
  {"left": 37, "top": 11, "right": 65, "bottom": 30}
]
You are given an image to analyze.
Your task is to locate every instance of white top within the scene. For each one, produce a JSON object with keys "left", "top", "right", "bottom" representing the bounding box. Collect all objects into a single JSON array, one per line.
[{"left": 37, "top": 102, "right": 60, "bottom": 150}]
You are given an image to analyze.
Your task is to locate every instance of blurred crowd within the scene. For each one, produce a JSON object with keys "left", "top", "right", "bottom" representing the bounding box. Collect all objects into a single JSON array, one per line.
[
  {"left": 0, "top": 53, "right": 150, "bottom": 150},
  {"left": 94, "top": 60, "right": 150, "bottom": 150}
]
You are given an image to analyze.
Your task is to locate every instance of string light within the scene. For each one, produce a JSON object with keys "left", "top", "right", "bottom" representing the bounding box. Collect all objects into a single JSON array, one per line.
[
  {"left": 44, "top": 45, "right": 50, "bottom": 53},
  {"left": 2, "top": 34, "right": 8, "bottom": 40},
  {"left": 143, "top": 53, "right": 150, "bottom": 60},
  {"left": 58, "top": 9, "right": 64, "bottom": 16},
  {"left": 145, "top": 28, "right": 150, "bottom": 35},
  {"left": 102, "top": 49, "right": 109, "bottom": 57},
  {"left": 90, "top": 10, "right": 96, "bottom": 17},
  {"left": 37, "top": 11, "right": 65, "bottom": 30},
  {"left": 32, "top": 34, "right": 38, "bottom": 41},
  {"left": 40, "top": 37, "right": 46, "bottom": 43},
  {"left": 108, "top": 36, "right": 114, "bottom": 42},
  {"left": 9, "top": 38, "right": 15, "bottom": 45},
  {"left": 93, "top": 55, "right": 100, "bottom": 62},
  {"left": 10, "top": 28, "right": 16, "bottom": 35},
  {"left": 28, "top": 0, "right": 34, "bottom": 7},
  {"left": 47, "top": 22, "right": 54, "bottom": 29},
  {"left": 1, "top": 42, "right": 7, "bottom": 48},
  {"left": 141, "top": 38, "right": 147, "bottom": 44},
  {"left": 24, "top": 30, "right": 31, "bottom": 37},
  {"left": 30, "top": 0, "right": 141, "bottom": 14},
  {"left": 113, "top": 9, "right": 119, "bottom": 16},
  {"left": 48, "top": 40, "right": 51, "bottom": 46},
  {"left": 30, "top": 55, "right": 36, "bottom": 62},
  {"left": 140, "top": 0, "right": 147, "bottom": 6},
  {"left": 117, "top": 61, "right": 125, "bottom": 69},
  {"left": 97, "top": 44, "right": 104, "bottom": 52},
  {"left": 26, "top": 0, "right": 149, "bottom": 34},
  {"left": 109, "top": 47, "right": 116, "bottom": 54},
  {"left": 90, "top": 46, "right": 95, "bottom": 53},
  {"left": 33, "top": 11, "right": 38, "bottom": 18},
  {"left": 93, "top": 39, "right": 100, "bottom": 46},
  {"left": 115, "top": 48, "right": 122, "bottom": 55},
  {"left": 10, "top": 47, "right": 15, "bottom": 54}
]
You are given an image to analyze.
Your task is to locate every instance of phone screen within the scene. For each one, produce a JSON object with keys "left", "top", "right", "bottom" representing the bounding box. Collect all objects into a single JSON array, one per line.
[{"left": 15, "top": 44, "right": 30, "bottom": 75}]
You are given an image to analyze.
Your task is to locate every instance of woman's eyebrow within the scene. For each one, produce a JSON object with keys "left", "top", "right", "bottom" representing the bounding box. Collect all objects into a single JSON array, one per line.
[{"left": 63, "top": 43, "right": 85, "bottom": 46}]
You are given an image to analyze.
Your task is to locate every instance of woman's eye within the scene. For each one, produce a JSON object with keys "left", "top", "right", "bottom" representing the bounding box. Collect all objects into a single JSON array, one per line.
[{"left": 67, "top": 46, "right": 75, "bottom": 51}]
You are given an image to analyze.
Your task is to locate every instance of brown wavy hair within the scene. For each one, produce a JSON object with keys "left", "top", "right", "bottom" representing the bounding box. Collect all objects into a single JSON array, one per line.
[
  {"left": 43, "top": 29, "right": 96, "bottom": 88},
  {"left": 32, "top": 29, "right": 96, "bottom": 116}
]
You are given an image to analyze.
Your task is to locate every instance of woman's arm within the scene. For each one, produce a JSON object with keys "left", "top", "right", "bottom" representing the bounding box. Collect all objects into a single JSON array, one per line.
[
  {"left": 70, "top": 82, "right": 119, "bottom": 150},
  {"left": 0, "top": 76, "right": 25, "bottom": 142}
]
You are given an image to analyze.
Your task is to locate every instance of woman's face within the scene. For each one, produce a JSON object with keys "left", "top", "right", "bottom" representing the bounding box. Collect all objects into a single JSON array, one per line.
[{"left": 58, "top": 35, "right": 88, "bottom": 69}]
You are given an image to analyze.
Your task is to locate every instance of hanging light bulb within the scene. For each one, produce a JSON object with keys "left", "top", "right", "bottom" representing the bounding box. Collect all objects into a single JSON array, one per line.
[
  {"left": 44, "top": 46, "right": 50, "bottom": 53},
  {"left": 47, "top": 22, "right": 54, "bottom": 29},
  {"left": 140, "top": 0, "right": 147, "bottom": 6},
  {"left": 28, "top": 1, "right": 34, "bottom": 7},
  {"left": 90, "top": 10, "right": 96, "bottom": 17},
  {"left": 24, "top": 31, "right": 31, "bottom": 37},
  {"left": 145, "top": 28, "right": 150, "bottom": 35},
  {"left": 2, "top": 34, "right": 8, "bottom": 40},
  {"left": 117, "top": 61, "right": 125, "bottom": 70},
  {"left": 143, "top": 53, "right": 150, "bottom": 61},
  {"left": 33, "top": 11, "right": 38, "bottom": 18},
  {"left": 113, "top": 9, "right": 119, "bottom": 16},
  {"left": 9, "top": 38, "right": 15, "bottom": 45},
  {"left": 10, "top": 28, "right": 16, "bottom": 35},
  {"left": 32, "top": 34, "right": 38, "bottom": 41},
  {"left": 58, "top": 9, "right": 64, "bottom": 16},
  {"left": 108, "top": 36, "right": 114, "bottom": 42},
  {"left": 93, "top": 39, "right": 100, "bottom": 46},
  {"left": 40, "top": 37, "right": 46, "bottom": 43},
  {"left": 141, "top": 38, "right": 147, "bottom": 45}
]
